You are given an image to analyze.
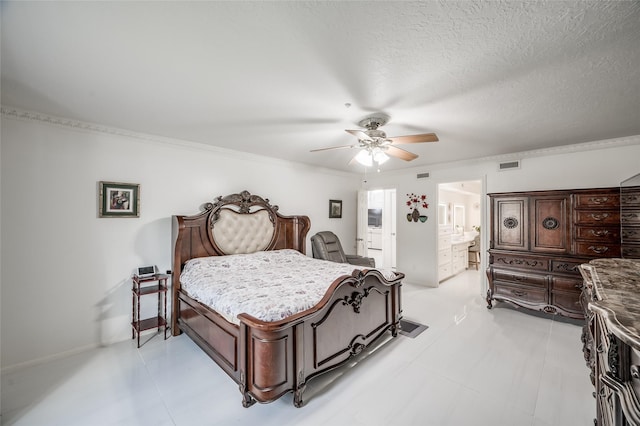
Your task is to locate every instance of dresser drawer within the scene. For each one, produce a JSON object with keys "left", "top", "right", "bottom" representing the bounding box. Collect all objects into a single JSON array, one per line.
[
  {"left": 574, "top": 193, "right": 620, "bottom": 208},
  {"left": 490, "top": 254, "right": 549, "bottom": 272},
  {"left": 551, "top": 291, "right": 583, "bottom": 317},
  {"left": 575, "top": 210, "right": 620, "bottom": 225},
  {"left": 575, "top": 226, "right": 620, "bottom": 243},
  {"left": 575, "top": 242, "right": 621, "bottom": 257},
  {"left": 621, "top": 210, "right": 640, "bottom": 225},
  {"left": 492, "top": 269, "right": 547, "bottom": 288},
  {"left": 551, "top": 259, "right": 586, "bottom": 276},
  {"left": 622, "top": 246, "right": 640, "bottom": 259},
  {"left": 621, "top": 189, "right": 640, "bottom": 207},
  {"left": 494, "top": 282, "right": 548, "bottom": 304},
  {"left": 622, "top": 227, "right": 640, "bottom": 243},
  {"left": 551, "top": 276, "right": 583, "bottom": 292},
  {"left": 575, "top": 192, "right": 620, "bottom": 209}
]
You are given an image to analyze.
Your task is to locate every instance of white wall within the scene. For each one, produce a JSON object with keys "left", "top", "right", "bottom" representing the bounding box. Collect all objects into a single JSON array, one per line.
[
  {"left": 364, "top": 137, "right": 640, "bottom": 289},
  {"left": 0, "top": 113, "right": 361, "bottom": 369}
]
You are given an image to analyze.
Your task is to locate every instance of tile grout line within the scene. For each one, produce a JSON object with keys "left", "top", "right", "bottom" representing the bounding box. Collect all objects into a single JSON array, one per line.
[
  {"left": 530, "top": 317, "right": 556, "bottom": 426},
  {"left": 136, "top": 345, "right": 179, "bottom": 426}
]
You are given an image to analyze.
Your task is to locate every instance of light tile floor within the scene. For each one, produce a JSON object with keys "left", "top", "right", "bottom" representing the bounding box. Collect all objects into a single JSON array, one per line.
[{"left": 1, "top": 270, "right": 594, "bottom": 425}]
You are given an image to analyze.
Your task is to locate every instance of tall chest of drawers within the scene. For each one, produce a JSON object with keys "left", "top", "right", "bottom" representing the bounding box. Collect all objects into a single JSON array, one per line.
[{"left": 487, "top": 187, "right": 621, "bottom": 319}]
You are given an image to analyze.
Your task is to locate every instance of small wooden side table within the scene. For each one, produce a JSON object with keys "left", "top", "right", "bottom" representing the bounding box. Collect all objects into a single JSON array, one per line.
[{"left": 131, "top": 273, "right": 169, "bottom": 348}]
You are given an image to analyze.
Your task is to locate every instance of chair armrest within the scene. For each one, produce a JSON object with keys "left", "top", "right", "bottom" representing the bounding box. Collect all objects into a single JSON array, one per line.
[{"left": 346, "top": 254, "right": 376, "bottom": 268}]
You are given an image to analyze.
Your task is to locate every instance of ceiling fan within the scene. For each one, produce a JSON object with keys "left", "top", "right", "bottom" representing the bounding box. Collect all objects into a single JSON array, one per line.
[{"left": 310, "top": 113, "right": 439, "bottom": 167}]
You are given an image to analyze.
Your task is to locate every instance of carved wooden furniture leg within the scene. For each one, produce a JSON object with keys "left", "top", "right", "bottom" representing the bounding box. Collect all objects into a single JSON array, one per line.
[
  {"left": 293, "top": 384, "right": 306, "bottom": 408},
  {"left": 391, "top": 322, "right": 399, "bottom": 337},
  {"left": 486, "top": 289, "right": 493, "bottom": 309}
]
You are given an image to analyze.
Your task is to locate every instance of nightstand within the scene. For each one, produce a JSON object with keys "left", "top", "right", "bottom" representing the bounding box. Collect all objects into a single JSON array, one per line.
[{"left": 131, "top": 273, "right": 169, "bottom": 348}]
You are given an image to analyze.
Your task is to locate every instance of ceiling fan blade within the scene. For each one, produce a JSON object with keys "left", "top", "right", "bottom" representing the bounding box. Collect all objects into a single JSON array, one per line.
[
  {"left": 385, "top": 145, "right": 419, "bottom": 161},
  {"left": 345, "top": 129, "right": 372, "bottom": 141},
  {"left": 388, "top": 133, "right": 439, "bottom": 144},
  {"left": 310, "top": 144, "right": 356, "bottom": 153}
]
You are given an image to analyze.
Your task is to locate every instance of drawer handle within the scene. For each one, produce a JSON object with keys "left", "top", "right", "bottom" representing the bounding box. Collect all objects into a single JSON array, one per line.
[
  {"left": 589, "top": 213, "right": 610, "bottom": 221},
  {"left": 589, "top": 229, "right": 610, "bottom": 237},
  {"left": 512, "top": 275, "right": 525, "bottom": 281},
  {"left": 512, "top": 290, "right": 527, "bottom": 297},
  {"left": 588, "top": 246, "right": 609, "bottom": 254},
  {"left": 589, "top": 197, "right": 610, "bottom": 204}
]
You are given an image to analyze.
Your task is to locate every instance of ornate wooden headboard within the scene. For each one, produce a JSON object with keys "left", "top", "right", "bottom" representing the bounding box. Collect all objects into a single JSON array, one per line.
[{"left": 171, "top": 190, "right": 311, "bottom": 298}]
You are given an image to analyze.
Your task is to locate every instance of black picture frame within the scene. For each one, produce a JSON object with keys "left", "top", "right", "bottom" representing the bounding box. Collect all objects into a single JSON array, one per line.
[
  {"left": 99, "top": 181, "right": 140, "bottom": 218},
  {"left": 329, "top": 199, "right": 342, "bottom": 218}
]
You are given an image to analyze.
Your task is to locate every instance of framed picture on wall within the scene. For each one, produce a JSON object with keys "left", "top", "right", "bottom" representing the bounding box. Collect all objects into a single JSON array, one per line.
[
  {"left": 329, "top": 199, "right": 342, "bottom": 218},
  {"left": 99, "top": 181, "right": 140, "bottom": 218}
]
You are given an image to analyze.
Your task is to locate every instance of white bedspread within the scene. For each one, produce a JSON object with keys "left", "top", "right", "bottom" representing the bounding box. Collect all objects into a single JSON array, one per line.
[{"left": 179, "top": 249, "right": 397, "bottom": 325}]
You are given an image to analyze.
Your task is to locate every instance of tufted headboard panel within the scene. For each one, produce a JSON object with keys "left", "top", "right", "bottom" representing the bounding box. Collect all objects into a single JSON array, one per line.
[
  {"left": 171, "top": 190, "right": 311, "bottom": 301},
  {"left": 212, "top": 208, "right": 274, "bottom": 255}
]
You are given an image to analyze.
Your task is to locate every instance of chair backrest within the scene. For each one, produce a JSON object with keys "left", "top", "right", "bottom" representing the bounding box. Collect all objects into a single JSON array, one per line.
[
  {"left": 311, "top": 231, "right": 348, "bottom": 263},
  {"left": 469, "top": 234, "right": 481, "bottom": 252}
]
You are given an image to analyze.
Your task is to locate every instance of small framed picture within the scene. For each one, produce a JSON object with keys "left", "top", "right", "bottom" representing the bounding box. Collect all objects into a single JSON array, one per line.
[
  {"left": 99, "top": 181, "right": 140, "bottom": 218},
  {"left": 329, "top": 199, "right": 342, "bottom": 218}
]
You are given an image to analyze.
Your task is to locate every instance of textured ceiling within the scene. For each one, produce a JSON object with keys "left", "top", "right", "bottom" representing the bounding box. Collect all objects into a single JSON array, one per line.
[{"left": 2, "top": 1, "right": 639, "bottom": 173}]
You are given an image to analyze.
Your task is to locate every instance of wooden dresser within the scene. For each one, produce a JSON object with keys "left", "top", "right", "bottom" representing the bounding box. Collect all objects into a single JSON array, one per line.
[
  {"left": 486, "top": 187, "right": 621, "bottom": 319},
  {"left": 580, "top": 258, "right": 640, "bottom": 425}
]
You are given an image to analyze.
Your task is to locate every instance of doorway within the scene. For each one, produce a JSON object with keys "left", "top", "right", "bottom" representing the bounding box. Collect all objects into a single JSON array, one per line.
[
  {"left": 357, "top": 189, "right": 397, "bottom": 270},
  {"left": 437, "top": 181, "right": 482, "bottom": 283}
]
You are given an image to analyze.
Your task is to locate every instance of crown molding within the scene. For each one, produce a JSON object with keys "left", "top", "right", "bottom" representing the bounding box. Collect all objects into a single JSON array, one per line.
[
  {"left": 4, "top": 105, "right": 637, "bottom": 179},
  {"left": 1, "top": 105, "right": 357, "bottom": 178},
  {"left": 1, "top": 106, "right": 160, "bottom": 141},
  {"left": 375, "top": 133, "right": 640, "bottom": 178}
]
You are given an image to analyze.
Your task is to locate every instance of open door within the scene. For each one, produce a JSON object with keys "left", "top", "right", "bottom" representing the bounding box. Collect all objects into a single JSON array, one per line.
[
  {"left": 357, "top": 189, "right": 396, "bottom": 269},
  {"left": 383, "top": 189, "right": 397, "bottom": 270}
]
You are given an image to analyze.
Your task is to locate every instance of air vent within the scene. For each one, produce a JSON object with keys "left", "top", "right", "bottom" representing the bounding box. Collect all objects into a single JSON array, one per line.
[
  {"left": 416, "top": 172, "right": 430, "bottom": 179},
  {"left": 498, "top": 160, "right": 520, "bottom": 171}
]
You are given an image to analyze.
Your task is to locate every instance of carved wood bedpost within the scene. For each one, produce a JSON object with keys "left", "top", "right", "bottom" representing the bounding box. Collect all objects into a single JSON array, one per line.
[{"left": 171, "top": 215, "right": 185, "bottom": 336}]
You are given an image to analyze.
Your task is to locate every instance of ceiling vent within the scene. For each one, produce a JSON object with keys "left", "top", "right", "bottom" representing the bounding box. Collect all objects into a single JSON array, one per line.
[
  {"left": 416, "top": 172, "right": 430, "bottom": 179},
  {"left": 498, "top": 160, "right": 520, "bottom": 171}
]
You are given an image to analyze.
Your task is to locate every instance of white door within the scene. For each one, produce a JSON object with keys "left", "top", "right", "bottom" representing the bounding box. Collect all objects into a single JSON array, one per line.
[
  {"left": 381, "top": 189, "right": 397, "bottom": 269},
  {"left": 389, "top": 189, "right": 397, "bottom": 269},
  {"left": 356, "top": 190, "right": 369, "bottom": 257}
]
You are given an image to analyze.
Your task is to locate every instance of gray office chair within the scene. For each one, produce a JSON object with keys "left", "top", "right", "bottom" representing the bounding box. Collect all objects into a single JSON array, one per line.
[{"left": 310, "top": 231, "right": 375, "bottom": 268}]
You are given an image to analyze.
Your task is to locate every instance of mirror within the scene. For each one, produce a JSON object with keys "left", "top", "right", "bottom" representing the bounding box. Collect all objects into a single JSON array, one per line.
[
  {"left": 438, "top": 203, "right": 448, "bottom": 226},
  {"left": 453, "top": 204, "right": 465, "bottom": 234},
  {"left": 621, "top": 172, "right": 640, "bottom": 259}
]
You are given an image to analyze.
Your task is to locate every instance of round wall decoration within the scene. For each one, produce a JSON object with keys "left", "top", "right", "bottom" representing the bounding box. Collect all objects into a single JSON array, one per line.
[
  {"left": 503, "top": 217, "right": 518, "bottom": 229},
  {"left": 542, "top": 217, "right": 560, "bottom": 230}
]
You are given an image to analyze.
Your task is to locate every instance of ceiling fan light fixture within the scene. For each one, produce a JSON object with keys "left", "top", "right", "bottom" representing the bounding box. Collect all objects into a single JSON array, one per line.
[
  {"left": 355, "top": 149, "right": 373, "bottom": 167},
  {"left": 373, "top": 149, "right": 389, "bottom": 164}
]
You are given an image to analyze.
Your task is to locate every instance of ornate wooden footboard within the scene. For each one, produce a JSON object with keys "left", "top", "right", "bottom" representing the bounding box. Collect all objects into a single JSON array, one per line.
[{"left": 171, "top": 191, "right": 404, "bottom": 407}]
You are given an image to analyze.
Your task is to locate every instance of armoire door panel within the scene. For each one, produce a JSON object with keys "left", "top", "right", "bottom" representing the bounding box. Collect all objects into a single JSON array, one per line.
[
  {"left": 493, "top": 197, "right": 528, "bottom": 251},
  {"left": 531, "top": 196, "right": 570, "bottom": 254}
]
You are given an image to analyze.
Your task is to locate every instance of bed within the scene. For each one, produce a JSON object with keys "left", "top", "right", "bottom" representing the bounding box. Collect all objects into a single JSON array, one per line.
[{"left": 171, "top": 190, "right": 404, "bottom": 407}]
